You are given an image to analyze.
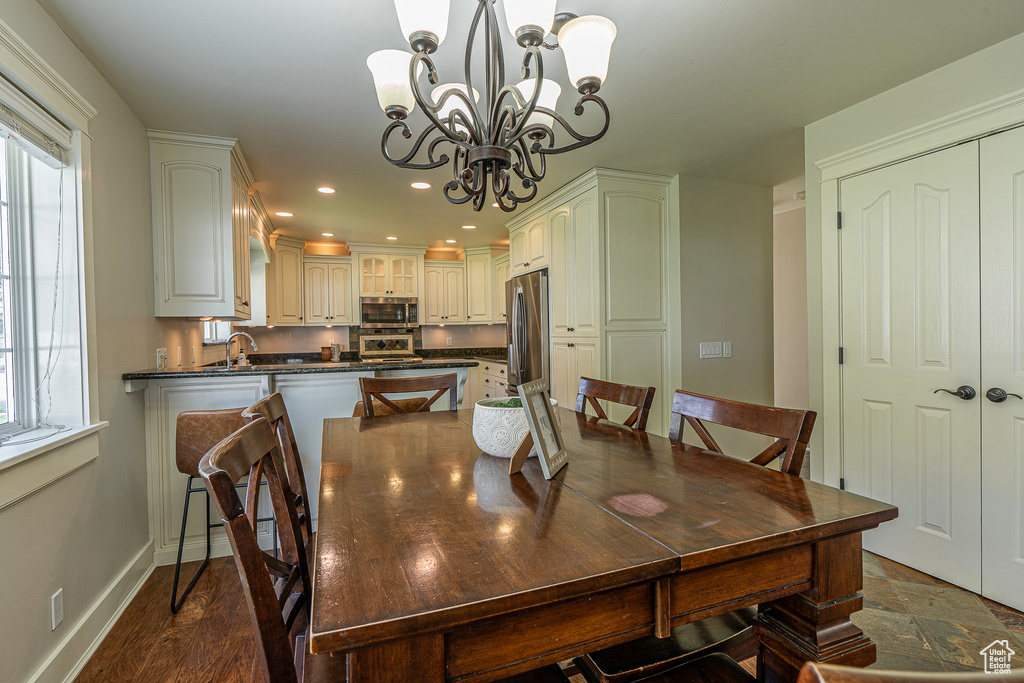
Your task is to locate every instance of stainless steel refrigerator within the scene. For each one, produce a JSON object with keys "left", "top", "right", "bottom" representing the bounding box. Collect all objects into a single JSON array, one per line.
[{"left": 506, "top": 270, "right": 549, "bottom": 392}]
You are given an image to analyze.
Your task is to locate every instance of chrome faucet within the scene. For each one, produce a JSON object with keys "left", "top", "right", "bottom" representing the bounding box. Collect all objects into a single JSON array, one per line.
[{"left": 225, "top": 332, "right": 258, "bottom": 370}]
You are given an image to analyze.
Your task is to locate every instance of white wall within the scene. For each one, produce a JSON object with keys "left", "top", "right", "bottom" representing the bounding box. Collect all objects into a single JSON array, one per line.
[
  {"left": 678, "top": 176, "right": 774, "bottom": 456},
  {"left": 773, "top": 207, "right": 809, "bottom": 410},
  {"left": 0, "top": 2, "right": 202, "bottom": 680},
  {"left": 804, "top": 32, "right": 1024, "bottom": 483}
]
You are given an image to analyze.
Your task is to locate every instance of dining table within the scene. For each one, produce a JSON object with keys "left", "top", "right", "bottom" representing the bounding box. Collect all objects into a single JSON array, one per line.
[{"left": 310, "top": 407, "right": 898, "bottom": 683}]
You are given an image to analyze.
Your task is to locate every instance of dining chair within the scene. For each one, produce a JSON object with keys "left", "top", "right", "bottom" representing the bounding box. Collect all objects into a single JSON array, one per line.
[
  {"left": 575, "top": 377, "right": 656, "bottom": 431},
  {"left": 199, "top": 416, "right": 344, "bottom": 683},
  {"left": 799, "top": 661, "right": 1024, "bottom": 682},
  {"left": 170, "top": 408, "right": 276, "bottom": 613},
  {"left": 356, "top": 373, "right": 458, "bottom": 417},
  {"left": 574, "top": 390, "right": 817, "bottom": 683},
  {"left": 243, "top": 393, "right": 314, "bottom": 556}
]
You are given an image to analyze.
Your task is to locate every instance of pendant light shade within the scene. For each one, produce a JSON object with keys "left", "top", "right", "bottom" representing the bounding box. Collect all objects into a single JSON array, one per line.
[
  {"left": 558, "top": 15, "right": 617, "bottom": 92},
  {"left": 515, "top": 79, "right": 561, "bottom": 129},
  {"left": 367, "top": 50, "right": 420, "bottom": 116},
  {"left": 502, "top": 0, "right": 556, "bottom": 46},
  {"left": 394, "top": 0, "right": 450, "bottom": 52}
]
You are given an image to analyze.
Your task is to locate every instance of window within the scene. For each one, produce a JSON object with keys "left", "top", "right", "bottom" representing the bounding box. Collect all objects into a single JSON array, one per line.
[{"left": 0, "top": 143, "right": 12, "bottom": 426}]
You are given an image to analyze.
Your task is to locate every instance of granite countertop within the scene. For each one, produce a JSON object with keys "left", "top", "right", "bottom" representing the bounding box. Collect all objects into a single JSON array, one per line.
[{"left": 121, "top": 357, "right": 487, "bottom": 381}]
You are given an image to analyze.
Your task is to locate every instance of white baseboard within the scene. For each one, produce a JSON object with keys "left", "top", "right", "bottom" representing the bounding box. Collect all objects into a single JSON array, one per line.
[
  {"left": 153, "top": 527, "right": 276, "bottom": 566},
  {"left": 24, "top": 541, "right": 154, "bottom": 683}
]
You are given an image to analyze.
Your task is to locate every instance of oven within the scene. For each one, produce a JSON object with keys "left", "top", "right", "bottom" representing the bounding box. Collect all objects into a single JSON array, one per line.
[{"left": 360, "top": 297, "right": 418, "bottom": 328}]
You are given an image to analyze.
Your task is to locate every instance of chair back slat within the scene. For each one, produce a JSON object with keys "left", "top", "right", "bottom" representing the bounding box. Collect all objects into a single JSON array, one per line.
[
  {"left": 358, "top": 374, "right": 458, "bottom": 417},
  {"left": 670, "top": 390, "right": 816, "bottom": 475},
  {"left": 199, "top": 417, "right": 312, "bottom": 683},
  {"left": 576, "top": 377, "right": 657, "bottom": 432}
]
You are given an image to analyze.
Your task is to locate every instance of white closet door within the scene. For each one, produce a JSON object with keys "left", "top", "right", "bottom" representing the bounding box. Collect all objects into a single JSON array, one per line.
[
  {"left": 981, "top": 128, "right": 1024, "bottom": 611},
  {"left": 840, "top": 142, "right": 982, "bottom": 590}
]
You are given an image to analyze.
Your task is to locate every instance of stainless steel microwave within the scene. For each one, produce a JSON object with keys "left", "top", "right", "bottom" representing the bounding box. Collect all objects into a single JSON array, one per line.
[{"left": 360, "top": 297, "right": 418, "bottom": 328}]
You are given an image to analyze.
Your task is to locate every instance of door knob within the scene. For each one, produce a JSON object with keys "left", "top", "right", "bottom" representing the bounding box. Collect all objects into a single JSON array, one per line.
[
  {"left": 986, "top": 387, "right": 1023, "bottom": 403},
  {"left": 933, "top": 385, "right": 976, "bottom": 400}
]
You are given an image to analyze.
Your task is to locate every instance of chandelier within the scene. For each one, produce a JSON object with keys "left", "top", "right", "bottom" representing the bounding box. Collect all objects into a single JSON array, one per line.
[{"left": 366, "top": 0, "right": 616, "bottom": 212}]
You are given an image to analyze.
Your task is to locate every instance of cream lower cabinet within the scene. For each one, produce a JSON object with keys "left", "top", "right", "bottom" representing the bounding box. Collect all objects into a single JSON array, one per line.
[
  {"left": 267, "top": 235, "right": 304, "bottom": 326},
  {"left": 551, "top": 339, "right": 598, "bottom": 409},
  {"left": 303, "top": 257, "right": 352, "bottom": 325},
  {"left": 424, "top": 262, "right": 466, "bottom": 324}
]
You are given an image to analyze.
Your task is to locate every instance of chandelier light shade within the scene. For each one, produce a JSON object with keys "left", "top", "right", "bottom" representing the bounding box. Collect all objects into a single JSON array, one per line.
[
  {"left": 370, "top": 0, "right": 616, "bottom": 212},
  {"left": 558, "top": 15, "right": 617, "bottom": 91},
  {"left": 393, "top": 0, "right": 450, "bottom": 53}
]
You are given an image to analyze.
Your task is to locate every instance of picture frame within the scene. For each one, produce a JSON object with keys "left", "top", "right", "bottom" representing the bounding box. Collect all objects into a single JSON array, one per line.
[{"left": 517, "top": 379, "right": 568, "bottom": 479}]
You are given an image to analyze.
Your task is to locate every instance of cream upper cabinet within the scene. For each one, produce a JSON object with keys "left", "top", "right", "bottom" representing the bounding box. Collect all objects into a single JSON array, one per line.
[
  {"left": 150, "top": 131, "right": 259, "bottom": 319},
  {"left": 359, "top": 254, "right": 418, "bottom": 297},
  {"left": 492, "top": 252, "right": 510, "bottom": 323},
  {"left": 509, "top": 216, "right": 548, "bottom": 276},
  {"left": 424, "top": 262, "right": 466, "bottom": 324},
  {"left": 549, "top": 190, "right": 599, "bottom": 337},
  {"left": 268, "top": 235, "right": 304, "bottom": 326},
  {"left": 304, "top": 256, "right": 352, "bottom": 325},
  {"left": 463, "top": 248, "right": 492, "bottom": 323}
]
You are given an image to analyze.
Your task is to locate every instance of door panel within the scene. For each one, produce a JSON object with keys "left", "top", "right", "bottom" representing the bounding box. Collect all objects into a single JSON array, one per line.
[
  {"left": 981, "top": 127, "right": 1024, "bottom": 610},
  {"left": 840, "top": 141, "right": 981, "bottom": 591}
]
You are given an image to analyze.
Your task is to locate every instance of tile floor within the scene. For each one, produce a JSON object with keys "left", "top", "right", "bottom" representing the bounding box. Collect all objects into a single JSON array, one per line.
[{"left": 859, "top": 552, "right": 1024, "bottom": 672}]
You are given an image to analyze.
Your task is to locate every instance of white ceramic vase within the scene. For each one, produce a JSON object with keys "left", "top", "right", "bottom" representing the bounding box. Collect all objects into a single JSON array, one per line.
[{"left": 472, "top": 397, "right": 559, "bottom": 458}]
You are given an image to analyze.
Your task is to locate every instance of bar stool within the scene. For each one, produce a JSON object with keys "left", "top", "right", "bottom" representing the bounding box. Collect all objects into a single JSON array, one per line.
[{"left": 171, "top": 408, "right": 276, "bottom": 613}]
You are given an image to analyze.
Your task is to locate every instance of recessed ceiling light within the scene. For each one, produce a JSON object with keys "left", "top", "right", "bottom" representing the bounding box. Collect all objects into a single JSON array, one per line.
[
  {"left": 275, "top": 211, "right": 293, "bottom": 217},
  {"left": 387, "top": 236, "right": 398, "bottom": 240},
  {"left": 322, "top": 232, "right": 334, "bottom": 237},
  {"left": 411, "top": 182, "right": 430, "bottom": 189},
  {"left": 462, "top": 225, "right": 476, "bottom": 230},
  {"left": 318, "top": 187, "right": 335, "bottom": 194},
  {"left": 445, "top": 239, "right": 456, "bottom": 243}
]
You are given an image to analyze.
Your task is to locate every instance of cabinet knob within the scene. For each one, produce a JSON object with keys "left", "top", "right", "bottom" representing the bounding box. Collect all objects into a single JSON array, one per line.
[
  {"left": 525, "top": 262, "right": 530, "bottom": 267},
  {"left": 243, "top": 300, "right": 249, "bottom": 306},
  {"left": 568, "top": 343, "right": 575, "bottom": 348}
]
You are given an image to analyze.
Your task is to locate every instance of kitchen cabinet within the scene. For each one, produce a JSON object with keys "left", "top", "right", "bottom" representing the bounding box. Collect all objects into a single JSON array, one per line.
[
  {"left": 267, "top": 235, "right": 304, "bottom": 326},
  {"left": 424, "top": 261, "right": 466, "bottom": 324},
  {"left": 549, "top": 190, "right": 599, "bottom": 337},
  {"left": 479, "top": 360, "right": 509, "bottom": 401},
  {"left": 463, "top": 247, "right": 493, "bottom": 323},
  {"left": 358, "top": 253, "right": 417, "bottom": 297},
  {"left": 493, "top": 252, "right": 510, "bottom": 323},
  {"left": 149, "top": 130, "right": 258, "bottom": 319},
  {"left": 551, "top": 339, "right": 598, "bottom": 409},
  {"left": 303, "top": 256, "right": 352, "bottom": 326},
  {"left": 509, "top": 215, "right": 549, "bottom": 277}
]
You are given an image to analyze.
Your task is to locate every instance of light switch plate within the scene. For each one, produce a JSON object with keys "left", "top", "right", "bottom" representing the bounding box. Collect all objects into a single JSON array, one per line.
[
  {"left": 699, "top": 342, "right": 723, "bottom": 359},
  {"left": 723, "top": 341, "right": 732, "bottom": 358}
]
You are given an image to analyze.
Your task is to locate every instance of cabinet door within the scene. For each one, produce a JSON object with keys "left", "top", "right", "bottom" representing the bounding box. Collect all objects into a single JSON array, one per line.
[
  {"left": 444, "top": 267, "right": 467, "bottom": 322},
  {"left": 390, "top": 256, "right": 418, "bottom": 296},
  {"left": 231, "top": 170, "right": 251, "bottom": 318},
  {"left": 573, "top": 340, "right": 599, "bottom": 386},
  {"left": 549, "top": 206, "right": 572, "bottom": 336},
  {"left": 526, "top": 217, "right": 549, "bottom": 270},
  {"left": 466, "top": 253, "right": 492, "bottom": 322},
  {"left": 273, "top": 242, "right": 304, "bottom": 325},
  {"left": 423, "top": 266, "right": 445, "bottom": 324},
  {"left": 360, "top": 254, "right": 389, "bottom": 296},
  {"left": 493, "top": 258, "right": 509, "bottom": 323},
  {"left": 550, "top": 339, "right": 575, "bottom": 407},
  {"left": 570, "top": 190, "right": 600, "bottom": 336},
  {"left": 303, "top": 261, "right": 330, "bottom": 324},
  {"left": 329, "top": 262, "right": 352, "bottom": 324},
  {"left": 509, "top": 228, "right": 528, "bottom": 276}
]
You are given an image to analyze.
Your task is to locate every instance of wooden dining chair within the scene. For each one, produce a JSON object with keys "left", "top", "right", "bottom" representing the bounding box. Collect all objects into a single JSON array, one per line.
[
  {"left": 575, "top": 377, "right": 656, "bottom": 431},
  {"left": 356, "top": 373, "right": 458, "bottom": 417},
  {"left": 575, "top": 390, "right": 817, "bottom": 683},
  {"left": 243, "top": 393, "right": 314, "bottom": 555},
  {"left": 199, "top": 417, "right": 344, "bottom": 683},
  {"left": 799, "top": 661, "right": 1024, "bottom": 682}
]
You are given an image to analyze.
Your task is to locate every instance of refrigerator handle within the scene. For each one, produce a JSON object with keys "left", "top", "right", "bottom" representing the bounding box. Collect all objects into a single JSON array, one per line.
[
  {"left": 517, "top": 289, "right": 528, "bottom": 376},
  {"left": 510, "top": 285, "right": 522, "bottom": 379}
]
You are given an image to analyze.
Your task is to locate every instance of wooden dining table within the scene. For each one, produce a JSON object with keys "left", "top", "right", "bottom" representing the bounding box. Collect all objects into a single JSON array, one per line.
[{"left": 310, "top": 407, "right": 897, "bottom": 683}]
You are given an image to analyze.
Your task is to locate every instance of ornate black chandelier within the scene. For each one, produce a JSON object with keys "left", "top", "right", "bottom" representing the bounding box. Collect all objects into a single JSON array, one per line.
[{"left": 367, "top": 0, "right": 616, "bottom": 212}]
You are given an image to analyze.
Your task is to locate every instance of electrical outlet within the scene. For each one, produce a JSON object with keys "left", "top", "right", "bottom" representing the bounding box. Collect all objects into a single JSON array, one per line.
[
  {"left": 699, "top": 342, "right": 723, "bottom": 359},
  {"left": 156, "top": 347, "right": 168, "bottom": 370},
  {"left": 50, "top": 588, "right": 63, "bottom": 631},
  {"left": 176, "top": 347, "right": 182, "bottom": 366},
  {"left": 723, "top": 341, "right": 732, "bottom": 358},
  {"left": 446, "top": 337, "right": 453, "bottom": 347}
]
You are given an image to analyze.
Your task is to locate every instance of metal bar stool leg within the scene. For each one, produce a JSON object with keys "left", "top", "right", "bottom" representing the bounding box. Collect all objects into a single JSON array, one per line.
[{"left": 170, "top": 476, "right": 214, "bottom": 613}]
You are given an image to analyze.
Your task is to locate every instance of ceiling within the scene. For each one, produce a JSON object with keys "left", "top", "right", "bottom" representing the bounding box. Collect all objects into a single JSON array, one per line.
[{"left": 36, "top": 0, "right": 1024, "bottom": 249}]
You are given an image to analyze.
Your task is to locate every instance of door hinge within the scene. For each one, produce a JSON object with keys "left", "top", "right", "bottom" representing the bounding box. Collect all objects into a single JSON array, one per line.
[
  {"left": 839, "top": 477, "right": 846, "bottom": 490},
  {"left": 839, "top": 347, "right": 844, "bottom": 364},
  {"left": 837, "top": 211, "right": 843, "bottom": 229}
]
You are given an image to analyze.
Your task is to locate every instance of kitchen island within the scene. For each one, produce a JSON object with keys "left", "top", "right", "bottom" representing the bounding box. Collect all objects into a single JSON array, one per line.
[{"left": 124, "top": 356, "right": 491, "bottom": 567}]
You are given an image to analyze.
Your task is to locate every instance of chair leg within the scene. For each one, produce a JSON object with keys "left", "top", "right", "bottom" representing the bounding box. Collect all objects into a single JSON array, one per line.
[{"left": 171, "top": 476, "right": 214, "bottom": 613}]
